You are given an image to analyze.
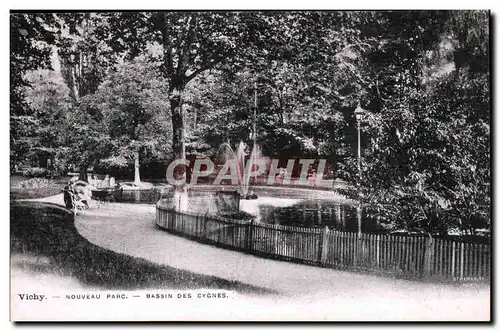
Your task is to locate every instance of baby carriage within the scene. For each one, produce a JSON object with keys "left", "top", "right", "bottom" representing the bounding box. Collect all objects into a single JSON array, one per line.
[{"left": 63, "top": 182, "right": 90, "bottom": 213}]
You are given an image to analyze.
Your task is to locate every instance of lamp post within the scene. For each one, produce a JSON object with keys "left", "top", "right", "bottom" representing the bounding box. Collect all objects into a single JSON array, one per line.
[
  {"left": 354, "top": 105, "right": 364, "bottom": 180},
  {"left": 249, "top": 81, "right": 258, "bottom": 189},
  {"left": 354, "top": 105, "right": 364, "bottom": 236},
  {"left": 253, "top": 81, "right": 257, "bottom": 150}
]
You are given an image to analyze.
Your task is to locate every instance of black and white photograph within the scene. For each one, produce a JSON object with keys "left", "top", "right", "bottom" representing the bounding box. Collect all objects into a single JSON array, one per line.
[{"left": 8, "top": 9, "right": 491, "bottom": 321}]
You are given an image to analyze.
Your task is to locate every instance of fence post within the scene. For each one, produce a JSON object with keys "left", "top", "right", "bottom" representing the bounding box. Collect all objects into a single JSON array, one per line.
[
  {"left": 173, "top": 208, "right": 178, "bottom": 230},
  {"left": 423, "top": 235, "right": 435, "bottom": 278},
  {"left": 155, "top": 206, "right": 160, "bottom": 227},
  {"left": 167, "top": 209, "right": 171, "bottom": 229},
  {"left": 451, "top": 241, "right": 456, "bottom": 280},
  {"left": 353, "top": 232, "right": 357, "bottom": 268},
  {"left": 376, "top": 235, "right": 380, "bottom": 269},
  {"left": 245, "top": 219, "right": 254, "bottom": 252},
  {"left": 320, "top": 226, "right": 330, "bottom": 265},
  {"left": 203, "top": 212, "right": 208, "bottom": 239},
  {"left": 274, "top": 224, "right": 279, "bottom": 256},
  {"left": 460, "top": 242, "right": 465, "bottom": 281}
]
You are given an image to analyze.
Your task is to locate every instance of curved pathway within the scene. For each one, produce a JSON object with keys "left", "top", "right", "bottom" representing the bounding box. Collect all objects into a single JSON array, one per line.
[
  {"left": 68, "top": 201, "right": 490, "bottom": 320},
  {"left": 17, "top": 195, "right": 490, "bottom": 320}
]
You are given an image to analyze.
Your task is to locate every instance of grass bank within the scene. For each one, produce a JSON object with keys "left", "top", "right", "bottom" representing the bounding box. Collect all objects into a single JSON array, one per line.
[
  {"left": 10, "top": 186, "right": 64, "bottom": 200},
  {"left": 10, "top": 175, "right": 69, "bottom": 200},
  {"left": 10, "top": 201, "right": 273, "bottom": 294}
]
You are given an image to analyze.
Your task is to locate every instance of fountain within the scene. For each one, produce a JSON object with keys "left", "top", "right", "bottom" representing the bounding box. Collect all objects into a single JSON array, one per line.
[
  {"left": 173, "top": 188, "right": 189, "bottom": 211},
  {"left": 158, "top": 139, "right": 367, "bottom": 231},
  {"left": 165, "top": 141, "right": 262, "bottom": 214},
  {"left": 217, "top": 141, "right": 261, "bottom": 200}
]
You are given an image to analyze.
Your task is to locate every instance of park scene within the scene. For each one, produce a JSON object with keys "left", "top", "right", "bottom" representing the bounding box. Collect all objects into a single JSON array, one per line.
[{"left": 10, "top": 11, "right": 490, "bottom": 321}]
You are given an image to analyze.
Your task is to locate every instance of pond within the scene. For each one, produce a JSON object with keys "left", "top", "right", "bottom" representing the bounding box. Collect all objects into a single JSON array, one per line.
[
  {"left": 157, "top": 184, "right": 391, "bottom": 234},
  {"left": 240, "top": 196, "right": 388, "bottom": 234},
  {"left": 159, "top": 184, "right": 490, "bottom": 242}
]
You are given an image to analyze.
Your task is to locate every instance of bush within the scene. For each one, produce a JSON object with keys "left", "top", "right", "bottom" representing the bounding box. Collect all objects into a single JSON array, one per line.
[
  {"left": 45, "top": 169, "right": 64, "bottom": 179},
  {"left": 22, "top": 167, "right": 47, "bottom": 178},
  {"left": 50, "top": 156, "right": 75, "bottom": 179},
  {"left": 10, "top": 178, "right": 63, "bottom": 200},
  {"left": 217, "top": 210, "right": 256, "bottom": 221},
  {"left": 17, "top": 178, "right": 52, "bottom": 189}
]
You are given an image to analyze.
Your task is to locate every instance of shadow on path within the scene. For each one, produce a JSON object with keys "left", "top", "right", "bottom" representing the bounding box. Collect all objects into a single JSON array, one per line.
[{"left": 10, "top": 200, "right": 275, "bottom": 295}]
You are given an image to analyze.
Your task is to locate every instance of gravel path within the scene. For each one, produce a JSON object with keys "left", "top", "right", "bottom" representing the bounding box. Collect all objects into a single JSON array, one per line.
[{"left": 19, "top": 193, "right": 67, "bottom": 205}]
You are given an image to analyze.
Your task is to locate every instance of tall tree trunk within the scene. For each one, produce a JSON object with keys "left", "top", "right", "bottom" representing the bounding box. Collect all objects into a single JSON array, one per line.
[
  {"left": 79, "top": 166, "right": 88, "bottom": 182},
  {"left": 169, "top": 81, "right": 186, "bottom": 189},
  {"left": 134, "top": 150, "right": 141, "bottom": 185},
  {"left": 193, "top": 107, "right": 197, "bottom": 131}
]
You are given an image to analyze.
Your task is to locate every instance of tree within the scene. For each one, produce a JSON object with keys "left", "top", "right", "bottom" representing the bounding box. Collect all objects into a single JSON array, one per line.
[
  {"left": 106, "top": 12, "right": 283, "bottom": 185},
  {"left": 342, "top": 10, "right": 490, "bottom": 236},
  {"left": 21, "top": 70, "right": 73, "bottom": 173},
  {"left": 89, "top": 57, "right": 171, "bottom": 185},
  {"left": 11, "top": 11, "right": 490, "bottom": 237},
  {"left": 56, "top": 12, "right": 116, "bottom": 181},
  {"left": 10, "top": 12, "right": 57, "bottom": 171},
  {"left": 181, "top": 11, "right": 375, "bottom": 168}
]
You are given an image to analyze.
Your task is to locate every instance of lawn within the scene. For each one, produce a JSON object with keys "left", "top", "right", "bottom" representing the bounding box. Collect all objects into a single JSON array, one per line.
[
  {"left": 10, "top": 186, "right": 64, "bottom": 200},
  {"left": 10, "top": 201, "right": 273, "bottom": 294},
  {"left": 10, "top": 175, "right": 69, "bottom": 200}
]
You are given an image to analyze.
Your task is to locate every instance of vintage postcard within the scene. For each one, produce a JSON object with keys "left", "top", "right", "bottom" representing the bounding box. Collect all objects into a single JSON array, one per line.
[{"left": 9, "top": 10, "right": 491, "bottom": 321}]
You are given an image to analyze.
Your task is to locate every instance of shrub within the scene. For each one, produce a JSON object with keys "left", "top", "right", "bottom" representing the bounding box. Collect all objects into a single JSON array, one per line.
[
  {"left": 45, "top": 169, "right": 64, "bottom": 179},
  {"left": 217, "top": 210, "right": 256, "bottom": 221},
  {"left": 50, "top": 158, "right": 70, "bottom": 178},
  {"left": 22, "top": 167, "right": 47, "bottom": 178},
  {"left": 17, "top": 178, "right": 53, "bottom": 189}
]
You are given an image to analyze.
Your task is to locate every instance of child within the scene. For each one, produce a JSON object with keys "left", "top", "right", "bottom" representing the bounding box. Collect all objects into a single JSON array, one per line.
[
  {"left": 276, "top": 167, "right": 285, "bottom": 185},
  {"left": 308, "top": 170, "right": 317, "bottom": 188}
]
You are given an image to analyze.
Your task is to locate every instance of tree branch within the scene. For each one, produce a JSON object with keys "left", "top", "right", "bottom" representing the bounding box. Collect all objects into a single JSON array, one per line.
[
  {"left": 185, "top": 58, "right": 222, "bottom": 83},
  {"left": 177, "top": 14, "right": 197, "bottom": 77},
  {"left": 161, "top": 13, "right": 174, "bottom": 77}
]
